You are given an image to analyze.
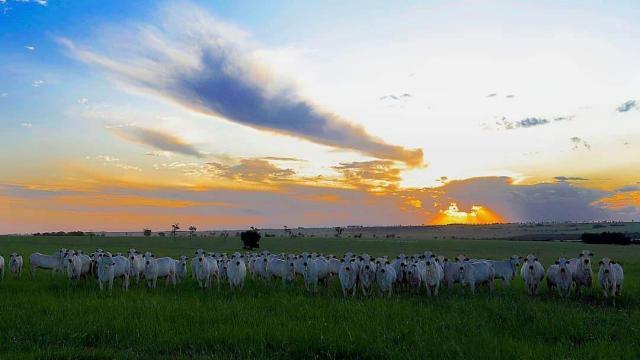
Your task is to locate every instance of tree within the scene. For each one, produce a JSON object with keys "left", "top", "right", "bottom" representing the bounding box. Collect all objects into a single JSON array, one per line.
[
  {"left": 158, "top": 232, "right": 166, "bottom": 237},
  {"left": 143, "top": 228, "right": 152, "bottom": 237},
  {"left": 241, "top": 228, "right": 261, "bottom": 249},
  {"left": 334, "top": 226, "right": 345, "bottom": 238},
  {"left": 171, "top": 223, "right": 180, "bottom": 240},
  {"left": 189, "top": 226, "right": 197, "bottom": 237}
]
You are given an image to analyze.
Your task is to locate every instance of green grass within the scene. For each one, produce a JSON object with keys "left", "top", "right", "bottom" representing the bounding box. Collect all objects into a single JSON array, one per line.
[{"left": 0, "top": 235, "right": 639, "bottom": 359}]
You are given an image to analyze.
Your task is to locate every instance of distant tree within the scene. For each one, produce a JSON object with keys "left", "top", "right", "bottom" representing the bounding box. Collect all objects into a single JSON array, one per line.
[
  {"left": 188, "top": 226, "right": 197, "bottom": 237},
  {"left": 334, "top": 226, "right": 345, "bottom": 238},
  {"left": 158, "top": 232, "right": 166, "bottom": 237},
  {"left": 171, "top": 223, "right": 180, "bottom": 240},
  {"left": 143, "top": 229, "right": 152, "bottom": 237},
  {"left": 582, "top": 232, "right": 630, "bottom": 245},
  {"left": 241, "top": 228, "right": 261, "bottom": 249}
]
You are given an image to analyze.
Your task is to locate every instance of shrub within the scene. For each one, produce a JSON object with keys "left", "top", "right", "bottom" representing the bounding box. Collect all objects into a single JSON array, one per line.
[
  {"left": 581, "top": 232, "right": 630, "bottom": 245},
  {"left": 241, "top": 230, "right": 261, "bottom": 249}
]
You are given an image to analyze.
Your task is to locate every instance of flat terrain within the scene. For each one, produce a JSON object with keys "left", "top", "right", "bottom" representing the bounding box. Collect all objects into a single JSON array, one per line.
[{"left": 0, "top": 234, "right": 639, "bottom": 359}]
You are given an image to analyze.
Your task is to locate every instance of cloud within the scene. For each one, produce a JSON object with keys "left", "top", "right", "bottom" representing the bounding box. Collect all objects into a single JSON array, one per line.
[
  {"left": 486, "top": 93, "right": 497, "bottom": 98},
  {"left": 20, "top": 122, "right": 33, "bottom": 127},
  {"left": 570, "top": 136, "right": 591, "bottom": 150},
  {"left": 32, "top": 80, "right": 44, "bottom": 87},
  {"left": 205, "top": 159, "right": 295, "bottom": 183},
  {"left": 379, "top": 93, "right": 411, "bottom": 101},
  {"left": 616, "top": 100, "right": 637, "bottom": 113},
  {"left": 554, "top": 176, "right": 589, "bottom": 182},
  {"left": 506, "top": 94, "right": 514, "bottom": 99},
  {"left": 515, "top": 117, "right": 549, "bottom": 128},
  {"left": 108, "top": 125, "right": 204, "bottom": 158},
  {"left": 77, "top": 98, "right": 89, "bottom": 104},
  {"left": 146, "top": 150, "right": 174, "bottom": 158},
  {"left": 57, "top": 4, "right": 423, "bottom": 167},
  {"left": 260, "top": 156, "right": 306, "bottom": 162},
  {"left": 0, "top": 93, "right": 7, "bottom": 97},
  {"left": 24, "top": 45, "right": 35, "bottom": 51},
  {"left": 332, "top": 160, "right": 402, "bottom": 191},
  {"left": 494, "top": 115, "right": 574, "bottom": 131}
]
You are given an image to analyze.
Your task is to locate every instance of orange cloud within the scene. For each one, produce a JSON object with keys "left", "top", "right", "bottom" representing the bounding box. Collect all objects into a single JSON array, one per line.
[
  {"left": 430, "top": 202, "right": 504, "bottom": 225},
  {"left": 592, "top": 191, "right": 640, "bottom": 210}
]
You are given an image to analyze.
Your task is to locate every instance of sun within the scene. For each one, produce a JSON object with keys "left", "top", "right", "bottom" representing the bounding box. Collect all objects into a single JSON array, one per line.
[{"left": 430, "top": 203, "right": 504, "bottom": 225}]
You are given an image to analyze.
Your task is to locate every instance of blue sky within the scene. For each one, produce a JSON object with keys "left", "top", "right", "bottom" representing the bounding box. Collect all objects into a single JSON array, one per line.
[{"left": 1, "top": 0, "right": 639, "bottom": 232}]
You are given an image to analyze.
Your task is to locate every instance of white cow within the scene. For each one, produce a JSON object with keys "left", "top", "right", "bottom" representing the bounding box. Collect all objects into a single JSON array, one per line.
[
  {"left": 193, "top": 253, "right": 213, "bottom": 288},
  {"left": 406, "top": 262, "right": 422, "bottom": 290},
  {"left": 175, "top": 256, "right": 189, "bottom": 283},
  {"left": 459, "top": 260, "right": 495, "bottom": 294},
  {"left": 267, "top": 258, "right": 295, "bottom": 284},
  {"left": 339, "top": 260, "right": 358, "bottom": 297},
  {"left": 598, "top": 258, "right": 624, "bottom": 305},
  {"left": 422, "top": 258, "right": 443, "bottom": 296},
  {"left": 205, "top": 255, "right": 220, "bottom": 288},
  {"left": 191, "top": 249, "right": 206, "bottom": 280},
  {"left": 76, "top": 252, "right": 92, "bottom": 278},
  {"left": 568, "top": 250, "right": 593, "bottom": 298},
  {"left": 227, "top": 253, "right": 246, "bottom": 290},
  {"left": 546, "top": 258, "right": 573, "bottom": 297},
  {"left": 0, "top": 255, "right": 3, "bottom": 280},
  {"left": 9, "top": 253, "right": 23, "bottom": 277},
  {"left": 520, "top": 254, "right": 545, "bottom": 296},
  {"left": 487, "top": 255, "right": 521, "bottom": 287},
  {"left": 65, "top": 252, "right": 83, "bottom": 280},
  {"left": 128, "top": 250, "right": 145, "bottom": 284},
  {"left": 254, "top": 256, "right": 270, "bottom": 281},
  {"left": 302, "top": 257, "right": 330, "bottom": 292},
  {"left": 29, "top": 251, "right": 64, "bottom": 277},
  {"left": 358, "top": 259, "right": 376, "bottom": 296},
  {"left": 97, "top": 253, "right": 130, "bottom": 291},
  {"left": 327, "top": 256, "right": 342, "bottom": 276},
  {"left": 442, "top": 256, "right": 466, "bottom": 289},
  {"left": 143, "top": 253, "right": 176, "bottom": 289},
  {"left": 375, "top": 262, "right": 396, "bottom": 297}
]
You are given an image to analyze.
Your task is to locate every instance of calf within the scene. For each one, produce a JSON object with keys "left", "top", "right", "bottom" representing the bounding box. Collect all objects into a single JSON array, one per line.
[
  {"left": 546, "top": 258, "right": 572, "bottom": 297},
  {"left": 520, "top": 254, "right": 544, "bottom": 296},
  {"left": 598, "top": 258, "right": 624, "bottom": 305},
  {"left": 9, "top": 253, "right": 23, "bottom": 277}
]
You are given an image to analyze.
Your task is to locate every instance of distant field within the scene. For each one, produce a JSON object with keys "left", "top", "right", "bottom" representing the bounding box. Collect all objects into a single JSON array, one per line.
[{"left": 0, "top": 235, "right": 639, "bottom": 359}]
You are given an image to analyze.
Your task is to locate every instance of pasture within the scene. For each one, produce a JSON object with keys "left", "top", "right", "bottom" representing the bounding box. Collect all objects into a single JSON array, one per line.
[{"left": 0, "top": 234, "right": 639, "bottom": 359}]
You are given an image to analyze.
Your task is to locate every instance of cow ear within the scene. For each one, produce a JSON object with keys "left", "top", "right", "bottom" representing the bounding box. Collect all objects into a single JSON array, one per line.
[
  {"left": 444, "top": 258, "right": 449, "bottom": 262},
  {"left": 464, "top": 258, "right": 469, "bottom": 261},
  {"left": 518, "top": 256, "right": 523, "bottom": 259},
  {"left": 598, "top": 261, "right": 603, "bottom": 265},
  {"left": 431, "top": 254, "right": 435, "bottom": 258},
  {"left": 555, "top": 260, "right": 559, "bottom": 265},
  {"left": 589, "top": 252, "right": 594, "bottom": 257},
  {"left": 534, "top": 258, "right": 538, "bottom": 262},
  {"left": 611, "top": 260, "right": 616, "bottom": 264}
]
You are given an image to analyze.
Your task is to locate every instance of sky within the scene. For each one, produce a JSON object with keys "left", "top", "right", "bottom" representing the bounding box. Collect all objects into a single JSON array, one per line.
[{"left": 1, "top": 0, "right": 639, "bottom": 233}]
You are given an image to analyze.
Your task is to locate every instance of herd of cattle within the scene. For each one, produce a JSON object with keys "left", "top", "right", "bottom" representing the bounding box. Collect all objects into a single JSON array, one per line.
[{"left": 0, "top": 249, "right": 625, "bottom": 303}]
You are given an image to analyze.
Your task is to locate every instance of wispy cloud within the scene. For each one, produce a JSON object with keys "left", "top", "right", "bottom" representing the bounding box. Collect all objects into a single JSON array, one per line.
[
  {"left": 108, "top": 125, "right": 204, "bottom": 158},
  {"left": 616, "top": 100, "right": 637, "bottom": 113},
  {"left": 20, "top": 122, "right": 33, "bottom": 127},
  {"left": 57, "top": 3, "right": 423, "bottom": 167},
  {"left": 486, "top": 93, "right": 497, "bottom": 98},
  {"left": 379, "top": 93, "right": 411, "bottom": 101},
  {"left": 570, "top": 136, "right": 591, "bottom": 151},
  {"left": 32, "top": 80, "right": 44, "bottom": 87},
  {"left": 206, "top": 159, "right": 295, "bottom": 183},
  {"left": 494, "top": 115, "right": 574, "bottom": 131},
  {"left": 24, "top": 45, "right": 35, "bottom": 51},
  {"left": 554, "top": 176, "right": 589, "bottom": 182}
]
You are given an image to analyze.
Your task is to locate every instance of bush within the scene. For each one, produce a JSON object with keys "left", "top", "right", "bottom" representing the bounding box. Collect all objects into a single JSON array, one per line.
[
  {"left": 581, "top": 232, "right": 630, "bottom": 245},
  {"left": 241, "top": 230, "right": 261, "bottom": 249}
]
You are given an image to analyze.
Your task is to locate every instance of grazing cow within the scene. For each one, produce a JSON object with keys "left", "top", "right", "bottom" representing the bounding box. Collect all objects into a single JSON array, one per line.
[
  {"left": 267, "top": 258, "right": 295, "bottom": 284},
  {"left": 486, "top": 256, "right": 521, "bottom": 287},
  {"left": 546, "top": 258, "right": 572, "bottom": 297},
  {"left": 358, "top": 259, "right": 376, "bottom": 296},
  {"left": 128, "top": 250, "right": 145, "bottom": 284},
  {"left": 568, "top": 250, "right": 593, "bottom": 298},
  {"left": 520, "top": 254, "right": 545, "bottom": 296},
  {"left": 339, "top": 259, "right": 358, "bottom": 297},
  {"left": 29, "top": 251, "right": 65, "bottom": 277},
  {"left": 375, "top": 262, "right": 396, "bottom": 297},
  {"left": 143, "top": 253, "right": 177, "bottom": 289},
  {"left": 459, "top": 260, "right": 495, "bottom": 294},
  {"left": 175, "top": 256, "right": 189, "bottom": 283},
  {"left": 0, "top": 255, "right": 3, "bottom": 280},
  {"left": 9, "top": 253, "right": 23, "bottom": 277},
  {"left": 227, "top": 253, "right": 247, "bottom": 290},
  {"left": 598, "top": 258, "right": 624, "bottom": 305},
  {"left": 422, "top": 258, "right": 442, "bottom": 296}
]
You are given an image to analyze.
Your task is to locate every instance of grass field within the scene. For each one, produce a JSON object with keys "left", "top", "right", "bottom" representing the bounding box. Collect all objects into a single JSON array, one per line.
[{"left": 0, "top": 235, "right": 639, "bottom": 359}]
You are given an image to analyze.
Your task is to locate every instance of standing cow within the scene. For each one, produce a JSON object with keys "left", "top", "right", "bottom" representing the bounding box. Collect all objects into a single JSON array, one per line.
[
  {"left": 29, "top": 251, "right": 65, "bottom": 278},
  {"left": 520, "top": 254, "right": 545, "bottom": 296},
  {"left": 487, "top": 255, "right": 521, "bottom": 287},
  {"left": 0, "top": 255, "right": 4, "bottom": 280},
  {"left": 598, "top": 258, "right": 624, "bottom": 305},
  {"left": 143, "top": 253, "right": 177, "bottom": 289},
  {"left": 459, "top": 260, "right": 495, "bottom": 294},
  {"left": 227, "top": 253, "right": 247, "bottom": 290},
  {"left": 546, "top": 258, "right": 573, "bottom": 297},
  {"left": 568, "top": 250, "right": 593, "bottom": 298},
  {"left": 9, "top": 253, "right": 23, "bottom": 277}
]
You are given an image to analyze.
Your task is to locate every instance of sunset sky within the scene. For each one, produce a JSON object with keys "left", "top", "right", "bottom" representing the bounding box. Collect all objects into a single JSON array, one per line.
[{"left": 1, "top": 0, "right": 639, "bottom": 233}]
